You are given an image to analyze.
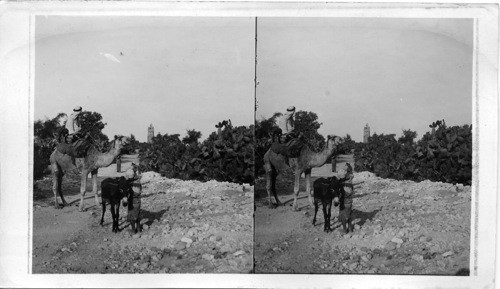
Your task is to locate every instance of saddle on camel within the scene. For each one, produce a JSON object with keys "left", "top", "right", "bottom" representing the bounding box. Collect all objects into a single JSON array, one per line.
[
  {"left": 55, "top": 106, "right": 93, "bottom": 158},
  {"left": 269, "top": 106, "right": 304, "bottom": 162}
]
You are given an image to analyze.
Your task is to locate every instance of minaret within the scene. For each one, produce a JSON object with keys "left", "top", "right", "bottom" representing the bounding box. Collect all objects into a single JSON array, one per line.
[
  {"left": 147, "top": 124, "right": 154, "bottom": 143},
  {"left": 363, "top": 124, "right": 370, "bottom": 143}
]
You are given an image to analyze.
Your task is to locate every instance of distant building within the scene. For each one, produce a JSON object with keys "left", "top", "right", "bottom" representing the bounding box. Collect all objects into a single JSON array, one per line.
[
  {"left": 147, "top": 124, "right": 154, "bottom": 143},
  {"left": 363, "top": 124, "right": 370, "bottom": 143}
]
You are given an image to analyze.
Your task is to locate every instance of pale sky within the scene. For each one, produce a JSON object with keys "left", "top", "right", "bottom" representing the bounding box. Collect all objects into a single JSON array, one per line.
[
  {"left": 256, "top": 18, "right": 473, "bottom": 142},
  {"left": 35, "top": 16, "right": 255, "bottom": 142},
  {"left": 35, "top": 17, "right": 473, "bottom": 143}
]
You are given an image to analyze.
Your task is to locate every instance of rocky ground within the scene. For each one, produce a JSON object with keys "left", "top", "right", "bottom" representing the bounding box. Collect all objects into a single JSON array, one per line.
[
  {"left": 254, "top": 159, "right": 471, "bottom": 275},
  {"left": 32, "top": 157, "right": 253, "bottom": 274}
]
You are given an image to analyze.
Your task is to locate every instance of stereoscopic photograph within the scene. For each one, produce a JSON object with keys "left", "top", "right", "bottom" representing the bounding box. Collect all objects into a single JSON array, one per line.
[
  {"left": 254, "top": 17, "right": 474, "bottom": 275},
  {"left": 0, "top": 2, "right": 498, "bottom": 288},
  {"left": 32, "top": 16, "right": 255, "bottom": 273}
]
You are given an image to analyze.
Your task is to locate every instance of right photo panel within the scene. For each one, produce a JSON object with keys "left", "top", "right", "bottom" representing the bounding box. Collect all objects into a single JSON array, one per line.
[{"left": 254, "top": 17, "right": 473, "bottom": 275}]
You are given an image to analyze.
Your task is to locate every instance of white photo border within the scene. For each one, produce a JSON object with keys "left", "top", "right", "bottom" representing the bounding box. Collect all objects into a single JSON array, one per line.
[{"left": 0, "top": 1, "right": 498, "bottom": 288}]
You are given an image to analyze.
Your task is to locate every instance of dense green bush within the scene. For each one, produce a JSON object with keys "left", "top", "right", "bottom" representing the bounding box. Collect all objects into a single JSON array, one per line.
[
  {"left": 355, "top": 121, "right": 472, "bottom": 185},
  {"left": 139, "top": 122, "right": 254, "bottom": 184}
]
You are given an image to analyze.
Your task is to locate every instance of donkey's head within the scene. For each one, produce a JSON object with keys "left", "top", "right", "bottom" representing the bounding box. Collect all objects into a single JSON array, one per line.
[
  {"left": 327, "top": 176, "right": 344, "bottom": 207},
  {"left": 116, "top": 177, "right": 134, "bottom": 210}
]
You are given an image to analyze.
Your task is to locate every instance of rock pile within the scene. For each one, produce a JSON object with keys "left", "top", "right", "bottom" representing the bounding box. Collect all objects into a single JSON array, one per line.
[{"left": 255, "top": 171, "right": 471, "bottom": 275}]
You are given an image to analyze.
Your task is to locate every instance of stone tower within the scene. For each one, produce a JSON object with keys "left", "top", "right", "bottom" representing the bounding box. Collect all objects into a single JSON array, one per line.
[
  {"left": 363, "top": 124, "right": 370, "bottom": 143},
  {"left": 147, "top": 124, "right": 154, "bottom": 143}
]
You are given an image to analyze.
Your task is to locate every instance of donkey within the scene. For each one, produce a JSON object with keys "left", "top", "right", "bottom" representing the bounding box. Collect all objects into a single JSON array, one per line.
[
  {"left": 100, "top": 177, "right": 134, "bottom": 233},
  {"left": 312, "top": 176, "right": 342, "bottom": 233}
]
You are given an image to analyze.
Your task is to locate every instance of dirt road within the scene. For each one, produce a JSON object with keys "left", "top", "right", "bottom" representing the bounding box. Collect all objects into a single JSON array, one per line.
[
  {"left": 254, "top": 156, "right": 470, "bottom": 275},
  {"left": 32, "top": 155, "right": 253, "bottom": 273}
]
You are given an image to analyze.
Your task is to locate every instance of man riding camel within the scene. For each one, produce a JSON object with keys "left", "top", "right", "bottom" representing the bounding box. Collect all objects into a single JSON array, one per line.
[
  {"left": 271, "top": 106, "right": 304, "bottom": 166},
  {"left": 57, "top": 106, "right": 92, "bottom": 157},
  {"left": 66, "top": 106, "right": 82, "bottom": 136}
]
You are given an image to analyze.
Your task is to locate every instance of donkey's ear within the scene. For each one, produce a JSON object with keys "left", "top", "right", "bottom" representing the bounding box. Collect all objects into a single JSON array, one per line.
[{"left": 114, "top": 135, "right": 118, "bottom": 139}]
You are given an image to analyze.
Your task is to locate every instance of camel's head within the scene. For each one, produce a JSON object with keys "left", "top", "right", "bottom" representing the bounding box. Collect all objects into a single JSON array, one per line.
[
  {"left": 327, "top": 135, "right": 343, "bottom": 146},
  {"left": 114, "top": 135, "right": 130, "bottom": 148}
]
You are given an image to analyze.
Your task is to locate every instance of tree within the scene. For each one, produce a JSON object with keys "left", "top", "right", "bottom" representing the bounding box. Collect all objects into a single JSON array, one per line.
[
  {"left": 182, "top": 129, "right": 202, "bottom": 145},
  {"left": 78, "top": 111, "right": 109, "bottom": 150},
  {"left": 34, "top": 113, "right": 67, "bottom": 180},
  {"left": 337, "top": 134, "right": 357, "bottom": 154},
  {"left": 294, "top": 110, "right": 325, "bottom": 151},
  {"left": 34, "top": 112, "right": 67, "bottom": 143},
  {"left": 398, "top": 129, "right": 418, "bottom": 146}
]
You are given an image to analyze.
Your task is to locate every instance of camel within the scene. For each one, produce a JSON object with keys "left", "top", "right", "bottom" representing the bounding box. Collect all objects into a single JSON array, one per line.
[
  {"left": 263, "top": 135, "right": 343, "bottom": 211},
  {"left": 50, "top": 135, "right": 129, "bottom": 211}
]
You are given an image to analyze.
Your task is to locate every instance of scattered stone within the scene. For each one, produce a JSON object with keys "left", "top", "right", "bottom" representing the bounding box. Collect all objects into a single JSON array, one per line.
[
  {"left": 391, "top": 237, "right": 404, "bottom": 244},
  {"left": 202, "top": 253, "right": 214, "bottom": 261},
  {"left": 412, "top": 254, "right": 424, "bottom": 262},
  {"left": 143, "top": 224, "right": 149, "bottom": 230},
  {"left": 228, "top": 259, "right": 239, "bottom": 267},
  {"left": 442, "top": 251, "right": 454, "bottom": 257},
  {"left": 140, "top": 262, "right": 150, "bottom": 270},
  {"left": 354, "top": 224, "right": 361, "bottom": 230},
  {"left": 233, "top": 250, "right": 245, "bottom": 256},
  {"left": 181, "top": 237, "right": 193, "bottom": 244},
  {"left": 174, "top": 241, "right": 186, "bottom": 251},
  {"left": 385, "top": 242, "right": 397, "bottom": 251}
]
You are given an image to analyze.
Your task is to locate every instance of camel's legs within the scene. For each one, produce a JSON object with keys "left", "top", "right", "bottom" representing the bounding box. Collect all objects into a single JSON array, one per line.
[
  {"left": 57, "top": 170, "right": 68, "bottom": 206},
  {"left": 79, "top": 169, "right": 89, "bottom": 211},
  {"left": 271, "top": 167, "right": 281, "bottom": 206},
  {"left": 51, "top": 164, "right": 61, "bottom": 209},
  {"left": 265, "top": 163, "right": 279, "bottom": 208},
  {"left": 292, "top": 170, "right": 301, "bottom": 211},
  {"left": 304, "top": 169, "right": 313, "bottom": 207},
  {"left": 91, "top": 169, "right": 100, "bottom": 207}
]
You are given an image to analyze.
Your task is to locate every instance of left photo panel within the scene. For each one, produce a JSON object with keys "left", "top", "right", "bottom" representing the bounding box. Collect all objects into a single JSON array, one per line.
[{"left": 32, "top": 16, "right": 255, "bottom": 273}]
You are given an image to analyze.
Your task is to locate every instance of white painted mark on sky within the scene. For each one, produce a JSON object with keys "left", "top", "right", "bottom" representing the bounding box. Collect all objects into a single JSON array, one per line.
[{"left": 99, "top": 52, "right": 121, "bottom": 63}]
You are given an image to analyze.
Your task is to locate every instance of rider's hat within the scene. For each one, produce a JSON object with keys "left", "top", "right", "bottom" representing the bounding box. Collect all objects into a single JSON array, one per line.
[
  {"left": 286, "top": 106, "right": 296, "bottom": 112},
  {"left": 73, "top": 106, "right": 82, "bottom": 112}
]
